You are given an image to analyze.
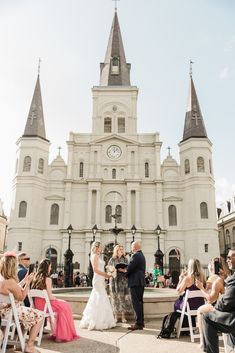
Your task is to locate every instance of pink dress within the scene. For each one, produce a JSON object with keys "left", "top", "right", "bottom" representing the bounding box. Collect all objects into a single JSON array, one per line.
[{"left": 34, "top": 297, "right": 79, "bottom": 342}]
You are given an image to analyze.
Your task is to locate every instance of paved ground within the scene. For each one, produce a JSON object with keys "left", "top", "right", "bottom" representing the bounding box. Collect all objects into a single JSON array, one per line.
[{"left": 12, "top": 319, "right": 227, "bottom": 353}]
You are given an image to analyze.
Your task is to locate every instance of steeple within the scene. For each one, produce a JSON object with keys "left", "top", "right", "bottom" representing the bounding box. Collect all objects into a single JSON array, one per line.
[
  {"left": 99, "top": 11, "right": 131, "bottom": 86},
  {"left": 23, "top": 74, "right": 47, "bottom": 140},
  {"left": 182, "top": 75, "right": 207, "bottom": 141}
]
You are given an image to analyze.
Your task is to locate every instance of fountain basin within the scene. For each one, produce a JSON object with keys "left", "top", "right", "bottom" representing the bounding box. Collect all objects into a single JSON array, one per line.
[{"left": 53, "top": 287, "right": 178, "bottom": 319}]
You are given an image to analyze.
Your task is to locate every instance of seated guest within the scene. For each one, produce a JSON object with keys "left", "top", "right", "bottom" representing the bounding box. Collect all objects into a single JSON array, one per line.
[
  {"left": 202, "top": 249, "right": 235, "bottom": 353},
  {"left": 174, "top": 258, "right": 206, "bottom": 328},
  {"left": 32, "top": 259, "right": 79, "bottom": 342},
  {"left": 17, "top": 252, "right": 31, "bottom": 306},
  {"left": 0, "top": 252, "right": 43, "bottom": 353},
  {"left": 196, "top": 257, "right": 229, "bottom": 348}
]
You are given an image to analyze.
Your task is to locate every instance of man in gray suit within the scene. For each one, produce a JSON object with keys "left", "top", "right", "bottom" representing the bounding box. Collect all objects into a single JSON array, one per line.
[{"left": 203, "top": 249, "right": 235, "bottom": 353}]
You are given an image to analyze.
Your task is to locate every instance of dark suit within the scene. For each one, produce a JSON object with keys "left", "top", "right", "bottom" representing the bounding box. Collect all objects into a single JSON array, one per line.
[
  {"left": 126, "top": 250, "right": 146, "bottom": 327},
  {"left": 203, "top": 273, "right": 235, "bottom": 353},
  {"left": 18, "top": 264, "right": 30, "bottom": 307}
]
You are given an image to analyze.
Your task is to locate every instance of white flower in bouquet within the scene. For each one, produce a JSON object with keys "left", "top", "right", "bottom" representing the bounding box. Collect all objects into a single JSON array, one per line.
[{"left": 106, "top": 265, "right": 117, "bottom": 279}]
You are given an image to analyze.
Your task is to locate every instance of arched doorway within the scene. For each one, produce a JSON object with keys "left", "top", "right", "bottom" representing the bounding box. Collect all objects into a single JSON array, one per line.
[
  {"left": 103, "top": 242, "right": 115, "bottom": 265},
  {"left": 168, "top": 249, "right": 180, "bottom": 288},
  {"left": 46, "top": 247, "right": 58, "bottom": 272}
]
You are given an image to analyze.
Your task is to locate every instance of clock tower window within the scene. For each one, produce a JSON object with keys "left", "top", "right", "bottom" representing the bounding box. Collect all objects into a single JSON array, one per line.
[
  {"left": 118, "top": 117, "right": 125, "bottom": 133},
  {"left": 111, "top": 56, "right": 119, "bottom": 75},
  {"left": 112, "top": 168, "right": 116, "bottom": 179}
]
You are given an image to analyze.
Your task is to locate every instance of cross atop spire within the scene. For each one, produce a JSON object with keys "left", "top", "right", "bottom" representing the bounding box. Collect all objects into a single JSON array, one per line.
[
  {"left": 112, "top": 0, "right": 120, "bottom": 12},
  {"left": 38, "top": 57, "right": 42, "bottom": 76},
  {"left": 167, "top": 146, "right": 172, "bottom": 157},
  {"left": 189, "top": 60, "right": 194, "bottom": 77}
]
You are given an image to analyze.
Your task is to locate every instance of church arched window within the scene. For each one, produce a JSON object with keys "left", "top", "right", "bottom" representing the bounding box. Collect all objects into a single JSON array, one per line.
[
  {"left": 184, "top": 159, "right": 190, "bottom": 174},
  {"left": 112, "top": 168, "right": 116, "bottom": 179},
  {"left": 79, "top": 162, "right": 84, "bottom": 177},
  {"left": 226, "top": 229, "right": 231, "bottom": 249},
  {"left": 23, "top": 156, "right": 31, "bottom": 172},
  {"left": 105, "top": 205, "right": 112, "bottom": 223},
  {"left": 145, "top": 162, "right": 149, "bottom": 178},
  {"left": 118, "top": 117, "right": 125, "bottom": 133},
  {"left": 115, "top": 205, "right": 122, "bottom": 223},
  {"left": 197, "top": 157, "right": 205, "bottom": 172},
  {"left": 209, "top": 159, "right": 212, "bottom": 174},
  {"left": 111, "top": 56, "right": 119, "bottom": 74},
  {"left": 104, "top": 117, "right": 112, "bottom": 133},
  {"left": 168, "top": 205, "right": 177, "bottom": 226},
  {"left": 18, "top": 201, "right": 27, "bottom": 218},
  {"left": 38, "top": 158, "right": 44, "bottom": 174},
  {"left": 200, "top": 202, "right": 208, "bottom": 219},
  {"left": 50, "top": 203, "right": 59, "bottom": 225}
]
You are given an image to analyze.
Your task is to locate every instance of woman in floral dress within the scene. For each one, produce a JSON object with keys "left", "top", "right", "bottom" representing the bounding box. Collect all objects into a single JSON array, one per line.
[
  {"left": 108, "top": 245, "right": 133, "bottom": 323},
  {"left": 0, "top": 252, "right": 43, "bottom": 353}
]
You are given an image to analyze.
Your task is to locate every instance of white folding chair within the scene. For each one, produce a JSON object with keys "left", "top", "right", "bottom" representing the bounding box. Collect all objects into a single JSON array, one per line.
[
  {"left": 28, "top": 289, "right": 56, "bottom": 346},
  {"left": 176, "top": 289, "right": 206, "bottom": 343},
  {"left": 0, "top": 293, "right": 26, "bottom": 353}
]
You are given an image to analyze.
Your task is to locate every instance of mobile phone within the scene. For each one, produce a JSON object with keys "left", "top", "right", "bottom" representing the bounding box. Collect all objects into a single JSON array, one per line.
[
  {"left": 28, "top": 263, "right": 35, "bottom": 274},
  {"left": 214, "top": 258, "right": 220, "bottom": 275}
]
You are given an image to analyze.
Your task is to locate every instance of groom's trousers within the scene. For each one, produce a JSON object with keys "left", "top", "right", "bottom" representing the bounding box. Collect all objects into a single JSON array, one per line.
[{"left": 130, "top": 286, "right": 144, "bottom": 327}]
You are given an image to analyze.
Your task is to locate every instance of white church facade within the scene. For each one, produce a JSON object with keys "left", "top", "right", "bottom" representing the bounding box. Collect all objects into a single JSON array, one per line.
[{"left": 8, "top": 11, "right": 219, "bottom": 273}]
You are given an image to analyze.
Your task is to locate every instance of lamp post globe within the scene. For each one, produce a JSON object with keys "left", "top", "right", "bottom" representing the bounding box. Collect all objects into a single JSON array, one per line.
[
  {"left": 131, "top": 224, "right": 136, "bottom": 243},
  {"left": 64, "top": 224, "right": 74, "bottom": 287}
]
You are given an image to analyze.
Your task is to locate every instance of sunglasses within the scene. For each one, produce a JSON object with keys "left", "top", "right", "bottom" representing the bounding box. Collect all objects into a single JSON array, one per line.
[
  {"left": 23, "top": 257, "right": 30, "bottom": 260},
  {"left": 227, "top": 256, "right": 235, "bottom": 260}
]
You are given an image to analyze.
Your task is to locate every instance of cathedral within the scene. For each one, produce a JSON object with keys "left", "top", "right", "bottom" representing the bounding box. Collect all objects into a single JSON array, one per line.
[{"left": 8, "top": 11, "right": 219, "bottom": 273}]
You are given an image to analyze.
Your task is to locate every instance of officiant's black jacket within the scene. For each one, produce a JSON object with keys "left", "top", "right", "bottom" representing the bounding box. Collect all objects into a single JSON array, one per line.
[
  {"left": 126, "top": 250, "right": 146, "bottom": 288},
  {"left": 209, "top": 272, "right": 235, "bottom": 327}
]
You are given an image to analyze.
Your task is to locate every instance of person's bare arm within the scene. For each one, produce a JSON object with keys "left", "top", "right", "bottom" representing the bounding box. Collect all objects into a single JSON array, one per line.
[
  {"left": 46, "top": 277, "right": 57, "bottom": 300},
  {"left": 196, "top": 278, "right": 222, "bottom": 303},
  {"left": 92, "top": 255, "right": 110, "bottom": 279},
  {"left": 3, "top": 278, "right": 30, "bottom": 301},
  {"left": 176, "top": 275, "right": 190, "bottom": 294}
]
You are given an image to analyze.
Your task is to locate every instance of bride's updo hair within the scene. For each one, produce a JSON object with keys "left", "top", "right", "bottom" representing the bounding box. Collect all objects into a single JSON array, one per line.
[{"left": 91, "top": 241, "right": 101, "bottom": 254}]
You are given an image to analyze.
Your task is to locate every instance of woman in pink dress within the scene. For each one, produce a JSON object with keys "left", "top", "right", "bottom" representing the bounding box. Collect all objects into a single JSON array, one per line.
[{"left": 32, "top": 259, "right": 79, "bottom": 342}]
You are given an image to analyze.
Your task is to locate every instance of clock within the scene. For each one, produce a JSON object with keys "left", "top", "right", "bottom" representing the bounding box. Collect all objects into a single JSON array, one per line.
[{"left": 107, "top": 145, "right": 122, "bottom": 159}]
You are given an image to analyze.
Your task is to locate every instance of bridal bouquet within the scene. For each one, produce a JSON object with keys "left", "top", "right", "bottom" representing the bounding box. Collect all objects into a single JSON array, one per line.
[{"left": 106, "top": 265, "right": 117, "bottom": 279}]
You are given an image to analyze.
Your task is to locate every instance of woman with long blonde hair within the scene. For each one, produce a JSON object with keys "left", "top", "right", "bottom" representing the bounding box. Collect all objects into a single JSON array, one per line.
[
  {"left": 31, "top": 258, "right": 79, "bottom": 342},
  {"left": 79, "top": 241, "right": 116, "bottom": 330},
  {"left": 0, "top": 252, "right": 43, "bottom": 353}
]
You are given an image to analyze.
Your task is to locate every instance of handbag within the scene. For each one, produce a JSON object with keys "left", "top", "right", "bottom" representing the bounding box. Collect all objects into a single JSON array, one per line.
[{"left": 157, "top": 275, "right": 165, "bottom": 282}]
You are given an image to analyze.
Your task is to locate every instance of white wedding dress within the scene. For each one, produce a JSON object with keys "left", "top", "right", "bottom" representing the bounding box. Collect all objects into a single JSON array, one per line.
[{"left": 79, "top": 256, "right": 116, "bottom": 330}]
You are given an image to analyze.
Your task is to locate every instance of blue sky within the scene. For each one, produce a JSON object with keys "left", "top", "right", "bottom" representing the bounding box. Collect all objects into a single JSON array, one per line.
[{"left": 0, "top": 0, "right": 235, "bottom": 215}]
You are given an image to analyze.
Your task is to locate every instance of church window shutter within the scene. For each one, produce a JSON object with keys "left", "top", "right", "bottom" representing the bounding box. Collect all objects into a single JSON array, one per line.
[
  {"left": 118, "top": 117, "right": 125, "bottom": 133},
  {"left": 38, "top": 158, "right": 44, "bottom": 174},
  {"left": 145, "top": 162, "right": 149, "bottom": 178},
  {"left": 168, "top": 205, "right": 177, "bottom": 226},
  {"left": 184, "top": 159, "right": 190, "bottom": 174},
  {"left": 197, "top": 157, "right": 205, "bottom": 172},
  {"left": 23, "top": 156, "right": 31, "bottom": 172},
  {"left": 115, "top": 205, "right": 122, "bottom": 223},
  {"left": 79, "top": 162, "right": 84, "bottom": 177},
  {"left": 105, "top": 205, "right": 112, "bottom": 223},
  {"left": 200, "top": 202, "right": 208, "bottom": 219},
  {"left": 112, "top": 168, "right": 116, "bottom": 179},
  {"left": 50, "top": 203, "right": 59, "bottom": 225},
  {"left": 19, "top": 201, "right": 27, "bottom": 218},
  {"left": 104, "top": 117, "right": 112, "bottom": 133}
]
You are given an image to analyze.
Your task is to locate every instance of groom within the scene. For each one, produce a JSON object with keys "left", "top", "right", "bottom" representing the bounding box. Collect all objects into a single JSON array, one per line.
[{"left": 121, "top": 241, "right": 146, "bottom": 330}]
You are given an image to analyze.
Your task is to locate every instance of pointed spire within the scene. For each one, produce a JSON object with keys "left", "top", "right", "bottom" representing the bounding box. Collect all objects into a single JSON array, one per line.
[
  {"left": 99, "top": 11, "right": 131, "bottom": 86},
  {"left": 182, "top": 74, "right": 207, "bottom": 141},
  {"left": 23, "top": 74, "right": 47, "bottom": 140}
]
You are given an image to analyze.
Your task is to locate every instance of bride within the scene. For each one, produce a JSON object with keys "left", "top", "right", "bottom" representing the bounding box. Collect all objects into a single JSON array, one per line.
[{"left": 79, "top": 241, "right": 116, "bottom": 330}]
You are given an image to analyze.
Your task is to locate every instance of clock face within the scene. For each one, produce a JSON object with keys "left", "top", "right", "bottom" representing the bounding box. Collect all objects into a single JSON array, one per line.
[{"left": 107, "top": 145, "right": 122, "bottom": 159}]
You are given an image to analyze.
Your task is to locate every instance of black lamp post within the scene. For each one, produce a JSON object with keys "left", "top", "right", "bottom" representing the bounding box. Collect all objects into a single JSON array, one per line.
[
  {"left": 131, "top": 224, "right": 136, "bottom": 243},
  {"left": 110, "top": 213, "right": 123, "bottom": 246},
  {"left": 88, "top": 224, "right": 98, "bottom": 286},
  {"left": 64, "top": 224, "right": 74, "bottom": 287},
  {"left": 154, "top": 225, "right": 164, "bottom": 271}
]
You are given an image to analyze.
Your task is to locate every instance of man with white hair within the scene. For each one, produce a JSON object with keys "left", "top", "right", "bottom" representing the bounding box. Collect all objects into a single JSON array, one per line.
[{"left": 121, "top": 241, "right": 146, "bottom": 330}]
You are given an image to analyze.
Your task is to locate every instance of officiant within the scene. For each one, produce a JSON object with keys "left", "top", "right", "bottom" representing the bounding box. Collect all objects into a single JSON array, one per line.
[{"left": 108, "top": 245, "right": 133, "bottom": 323}]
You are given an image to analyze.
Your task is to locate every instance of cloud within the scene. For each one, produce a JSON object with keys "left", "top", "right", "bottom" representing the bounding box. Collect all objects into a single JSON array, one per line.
[
  {"left": 219, "top": 67, "right": 229, "bottom": 79},
  {"left": 215, "top": 177, "right": 235, "bottom": 206}
]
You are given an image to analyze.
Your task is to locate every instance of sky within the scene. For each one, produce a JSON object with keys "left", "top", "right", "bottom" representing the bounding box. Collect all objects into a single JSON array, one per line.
[{"left": 0, "top": 0, "right": 235, "bottom": 216}]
